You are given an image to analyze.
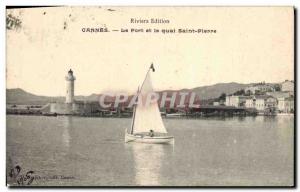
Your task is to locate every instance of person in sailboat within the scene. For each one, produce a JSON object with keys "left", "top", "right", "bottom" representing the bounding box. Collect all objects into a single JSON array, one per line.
[{"left": 149, "top": 129, "right": 154, "bottom": 137}]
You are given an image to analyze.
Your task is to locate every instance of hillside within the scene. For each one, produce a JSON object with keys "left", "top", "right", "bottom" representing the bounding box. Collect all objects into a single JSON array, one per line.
[
  {"left": 6, "top": 82, "right": 250, "bottom": 105},
  {"left": 6, "top": 88, "right": 64, "bottom": 105},
  {"left": 191, "top": 82, "right": 250, "bottom": 100}
]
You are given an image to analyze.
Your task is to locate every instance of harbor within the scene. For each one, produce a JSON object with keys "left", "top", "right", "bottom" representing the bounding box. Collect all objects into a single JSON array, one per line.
[
  {"left": 6, "top": 69, "right": 294, "bottom": 118},
  {"left": 6, "top": 114, "right": 294, "bottom": 186},
  {"left": 6, "top": 104, "right": 260, "bottom": 118}
]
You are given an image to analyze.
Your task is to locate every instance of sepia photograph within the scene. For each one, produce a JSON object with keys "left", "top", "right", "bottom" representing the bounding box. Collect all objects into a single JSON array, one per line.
[{"left": 5, "top": 6, "right": 294, "bottom": 187}]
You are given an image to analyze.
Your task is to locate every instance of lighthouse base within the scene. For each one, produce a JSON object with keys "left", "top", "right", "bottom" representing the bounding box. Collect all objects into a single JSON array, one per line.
[{"left": 49, "top": 102, "right": 95, "bottom": 115}]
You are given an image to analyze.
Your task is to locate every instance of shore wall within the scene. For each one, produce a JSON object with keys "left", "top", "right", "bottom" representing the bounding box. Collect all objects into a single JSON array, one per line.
[{"left": 49, "top": 102, "right": 95, "bottom": 115}]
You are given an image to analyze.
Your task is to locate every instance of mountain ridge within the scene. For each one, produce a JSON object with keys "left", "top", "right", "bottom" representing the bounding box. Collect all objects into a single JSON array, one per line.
[{"left": 7, "top": 82, "right": 251, "bottom": 105}]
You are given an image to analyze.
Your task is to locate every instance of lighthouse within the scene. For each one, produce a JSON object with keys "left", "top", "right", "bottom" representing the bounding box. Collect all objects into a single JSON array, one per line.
[{"left": 65, "top": 69, "right": 76, "bottom": 103}]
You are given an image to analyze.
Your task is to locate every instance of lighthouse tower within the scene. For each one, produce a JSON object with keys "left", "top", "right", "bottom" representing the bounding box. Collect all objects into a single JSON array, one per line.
[{"left": 65, "top": 69, "right": 76, "bottom": 103}]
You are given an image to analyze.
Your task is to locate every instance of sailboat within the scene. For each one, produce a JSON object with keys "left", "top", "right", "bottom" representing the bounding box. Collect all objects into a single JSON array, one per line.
[{"left": 125, "top": 64, "right": 174, "bottom": 144}]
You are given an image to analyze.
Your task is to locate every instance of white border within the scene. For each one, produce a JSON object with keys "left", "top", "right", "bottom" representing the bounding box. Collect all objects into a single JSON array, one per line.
[
  {"left": 1, "top": 0, "right": 298, "bottom": 6},
  {"left": 1, "top": 0, "right": 298, "bottom": 192}
]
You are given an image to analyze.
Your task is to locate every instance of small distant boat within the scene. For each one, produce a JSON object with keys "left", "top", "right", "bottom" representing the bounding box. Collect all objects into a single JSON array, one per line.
[
  {"left": 125, "top": 64, "right": 174, "bottom": 144},
  {"left": 42, "top": 112, "right": 57, "bottom": 117},
  {"left": 166, "top": 113, "right": 184, "bottom": 118}
]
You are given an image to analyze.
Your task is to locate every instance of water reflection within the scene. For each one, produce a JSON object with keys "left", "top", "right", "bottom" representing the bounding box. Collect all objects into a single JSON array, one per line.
[
  {"left": 128, "top": 143, "right": 173, "bottom": 186},
  {"left": 252, "top": 116, "right": 277, "bottom": 123},
  {"left": 277, "top": 115, "right": 294, "bottom": 124},
  {"left": 277, "top": 116, "right": 294, "bottom": 140},
  {"left": 60, "top": 117, "right": 72, "bottom": 149},
  {"left": 263, "top": 116, "right": 278, "bottom": 123},
  {"left": 237, "top": 116, "right": 246, "bottom": 122}
]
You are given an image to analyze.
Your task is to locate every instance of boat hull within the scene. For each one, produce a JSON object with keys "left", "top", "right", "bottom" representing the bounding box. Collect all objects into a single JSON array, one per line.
[{"left": 125, "top": 133, "right": 174, "bottom": 144}]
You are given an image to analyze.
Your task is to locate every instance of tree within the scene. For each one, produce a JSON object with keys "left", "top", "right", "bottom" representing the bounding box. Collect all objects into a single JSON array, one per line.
[
  {"left": 233, "top": 89, "right": 245, "bottom": 96},
  {"left": 274, "top": 84, "right": 281, "bottom": 91},
  {"left": 218, "top": 93, "right": 226, "bottom": 101},
  {"left": 245, "top": 90, "right": 251, "bottom": 96},
  {"left": 255, "top": 90, "right": 262, "bottom": 95}
]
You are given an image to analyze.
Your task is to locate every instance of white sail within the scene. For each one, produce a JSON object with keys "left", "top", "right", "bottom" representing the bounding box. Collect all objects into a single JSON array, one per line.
[{"left": 132, "top": 71, "right": 167, "bottom": 134}]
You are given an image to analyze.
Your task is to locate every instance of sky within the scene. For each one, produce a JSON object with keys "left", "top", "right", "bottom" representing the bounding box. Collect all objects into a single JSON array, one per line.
[{"left": 6, "top": 6, "right": 294, "bottom": 96}]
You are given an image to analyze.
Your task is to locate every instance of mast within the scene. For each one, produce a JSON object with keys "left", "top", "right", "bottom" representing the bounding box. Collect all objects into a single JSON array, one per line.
[
  {"left": 130, "top": 87, "right": 139, "bottom": 134},
  {"left": 130, "top": 105, "right": 136, "bottom": 134}
]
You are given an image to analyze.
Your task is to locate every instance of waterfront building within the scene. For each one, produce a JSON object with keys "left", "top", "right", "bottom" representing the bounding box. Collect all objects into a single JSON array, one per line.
[
  {"left": 225, "top": 95, "right": 250, "bottom": 107},
  {"left": 245, "top": 95, "right": 277, "bottom": 111},
  {"left": 245, "top": 97, "right": 255, "bottom": 108},
  {"left": 254, "top": 95, "right": 277, "bottom": 111},
  {"left": 277, "top": 96, "right": 294, "bottom": 113}
]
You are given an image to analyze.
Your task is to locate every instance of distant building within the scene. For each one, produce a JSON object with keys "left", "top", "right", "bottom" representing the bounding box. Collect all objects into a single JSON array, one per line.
[
  {"left": 266, "top": 91, "right": 293, "bottom": 99},
  {"left": 277, "top": 96, "right": 294, "bottom": 113},
  {"left": 225, "top": 96, "right": 250, "bottom": 107},
  {"left": 213, "top": 101, "right": 220, "bottom": 106},
  {"left": 281, "top": 80, "right": 294, "bottom": 92},
  {"left": 245, "top": 97, "right": 255, "bottom": 108},
  {"left": 254, "top": 95, "right": 277, "bottom": 111},
  {"left": 219, "top": 100, "right": 225, "bottom": 105},
  {"left": 245, "top": 82, "right": 276, "bottom": 95},
  {"left": 245, "top": 95, "right": 277, "bottom": 111}
]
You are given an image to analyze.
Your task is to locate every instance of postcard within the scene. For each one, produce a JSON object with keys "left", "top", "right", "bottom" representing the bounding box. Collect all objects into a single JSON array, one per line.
[{"left": 6, "top": 6, "right": 294, "bottom": 187}]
